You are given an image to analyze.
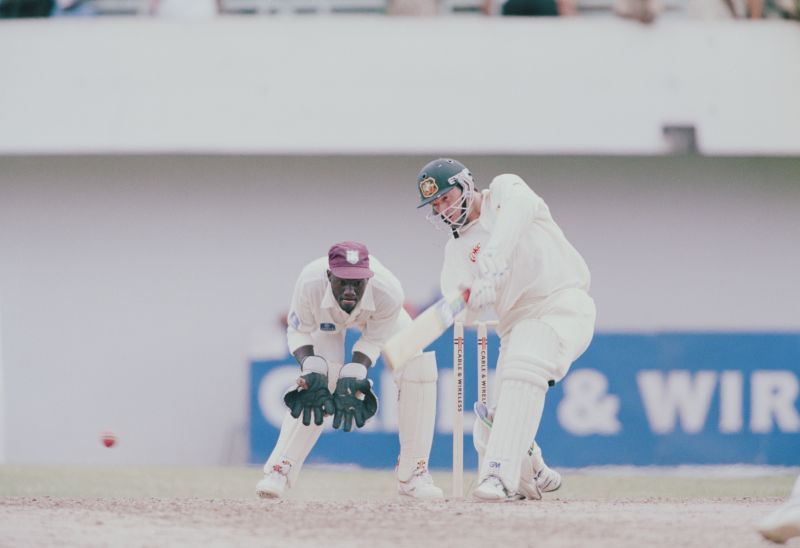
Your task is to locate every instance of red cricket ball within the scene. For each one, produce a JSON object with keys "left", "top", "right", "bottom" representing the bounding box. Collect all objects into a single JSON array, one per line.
[{"left": 100, "top": 432, "right": 117, "bottom": 448}]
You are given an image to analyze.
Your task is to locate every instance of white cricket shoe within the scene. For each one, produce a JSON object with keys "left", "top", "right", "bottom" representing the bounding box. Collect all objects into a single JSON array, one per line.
[
  {"left": 518, "top": 466, "right": 560, "bottom": 500},
  {"left": 518, "top": 476, "right": 543, "bottom": 501},
  {"left": 518, "top": 451, "right": 560, "bottom": 500},
  {"left": 256, "top": 460, "right": 292, "bottom": 499},
  {"left": 473, "top": 475, "right": 524, "bottom": 502},
  {"left": 757, "top": 498, "right": 800, "bottom": 543},
  {"left": 536, "top": 464, "right": 562, "bottom": 493},
  {"left": 398, "top": 466, "right": 444, "bottom": 500}
]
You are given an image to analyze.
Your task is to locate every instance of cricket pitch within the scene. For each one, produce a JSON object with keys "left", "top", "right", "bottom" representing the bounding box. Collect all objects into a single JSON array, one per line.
[{"left": 1, "top": 466, "right": 795, "bottom": 547}]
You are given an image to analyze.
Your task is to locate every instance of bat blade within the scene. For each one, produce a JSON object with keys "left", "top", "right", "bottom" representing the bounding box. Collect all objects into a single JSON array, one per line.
[{"left": 382, "top": 290, "right": 469, "bottom": 372}]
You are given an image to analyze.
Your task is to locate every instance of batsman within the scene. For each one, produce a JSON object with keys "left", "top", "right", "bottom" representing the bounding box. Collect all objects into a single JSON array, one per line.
[
  {"left": 416, "top": 159, "right": 597, "bottom": 501},
  {"left": 255, "top": 241, "right": 444, "bottom": 500}
]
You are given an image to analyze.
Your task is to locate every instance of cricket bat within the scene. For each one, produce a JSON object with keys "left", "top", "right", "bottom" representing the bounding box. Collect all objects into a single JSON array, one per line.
[{"left": 382, "top": 289, "right": 470, "bottom": 372}]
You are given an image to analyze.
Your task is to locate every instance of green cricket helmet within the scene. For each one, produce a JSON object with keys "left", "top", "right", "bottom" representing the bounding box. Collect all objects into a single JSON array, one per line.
[
  {"left": 416, "top": 158, "right": 475, "bottom": 209},
  {"left": 416, "top": 158, "right": 477, "bottom": 235}
]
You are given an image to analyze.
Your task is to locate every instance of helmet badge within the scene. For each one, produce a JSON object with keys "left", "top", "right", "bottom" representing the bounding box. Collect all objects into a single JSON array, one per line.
[{"left": 419, "top": 177, "right": 439, "bottom": 199}]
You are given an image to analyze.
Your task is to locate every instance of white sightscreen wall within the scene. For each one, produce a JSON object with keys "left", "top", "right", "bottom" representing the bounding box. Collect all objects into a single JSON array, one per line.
[
  {"left": 0, "top": 291, "right": 5, "bottom": 463},
  {"left": 1, "top": 19, "right": 799, "bottom": 156},
  {"left": 0, "top": 154, "right": 798, "bottom": 465}
]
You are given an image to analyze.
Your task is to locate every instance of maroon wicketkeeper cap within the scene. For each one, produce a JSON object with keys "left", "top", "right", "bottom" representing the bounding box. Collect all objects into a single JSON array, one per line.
[{"left": 328, "top": 241, "right": 374, "bottom": 280}]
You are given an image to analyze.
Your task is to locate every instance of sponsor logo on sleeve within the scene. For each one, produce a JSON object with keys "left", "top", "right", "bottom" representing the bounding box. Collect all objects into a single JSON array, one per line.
[
  {"left": 320, "top": 322, "right": 337, "bottom": 332},
  {"left": 288, "top": 311, "right": 300, "bottom": 329}
]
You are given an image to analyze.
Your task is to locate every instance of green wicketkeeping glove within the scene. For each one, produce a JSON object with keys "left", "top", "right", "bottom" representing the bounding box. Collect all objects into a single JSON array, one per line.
[
  {"left": 283, "top": 356, "right": 335, "bottom": 426},
  {"left": 332, "top": 363, "right": 378, "bottom": 432}
]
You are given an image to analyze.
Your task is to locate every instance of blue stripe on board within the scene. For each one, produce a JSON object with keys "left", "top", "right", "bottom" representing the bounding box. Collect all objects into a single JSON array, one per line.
[{"left": 250, "top": 332, "right": 800, "bottom": 468}]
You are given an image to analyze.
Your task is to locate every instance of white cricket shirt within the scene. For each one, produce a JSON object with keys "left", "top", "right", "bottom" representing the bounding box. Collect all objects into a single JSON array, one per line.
[
  {"left": 440, "top": 174, "right": 591, "bottom": 333},
  {"left": 286, "top": 255, "right": 404, "bottom": 364}
]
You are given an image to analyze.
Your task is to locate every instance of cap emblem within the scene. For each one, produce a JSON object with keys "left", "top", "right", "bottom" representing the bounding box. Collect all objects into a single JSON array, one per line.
[{"left": 419, "top": 177, "right": 439, "bottom": 199}]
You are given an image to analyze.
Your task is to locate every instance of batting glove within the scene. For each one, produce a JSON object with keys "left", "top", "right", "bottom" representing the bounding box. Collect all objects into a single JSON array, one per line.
[
  {"left": 476, "top": 248, "right": 508, "bottom": 290},
  {"left": 467, "top": 277, "right": 497, "bottom": 312}
]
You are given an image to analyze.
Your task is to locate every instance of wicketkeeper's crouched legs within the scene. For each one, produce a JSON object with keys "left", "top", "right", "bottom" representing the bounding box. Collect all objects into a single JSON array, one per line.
[
  {"left": 395, "top": 351, "right": 443, "bottom": 499},
  {"left": 258, "top": 361, "right": 343, "bottom": 497},
  {"left": 263, "top": 411, "right": 326, "bottom": 487},
  {"left": 476, "top": 319, "right": 558, "bottom": 500},
  {"left": 397, "top": 351, "right": 437, "bottom": 479}
]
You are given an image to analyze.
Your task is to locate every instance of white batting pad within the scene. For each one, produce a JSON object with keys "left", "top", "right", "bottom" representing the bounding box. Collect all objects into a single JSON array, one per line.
[
  {"left": 499, "top": 319, "right": 560, "bottom": 387},
  {"left": 476, "top": 318, "right": 565, "bottom": 492},
  {"left": 480, "top": 379, "right": 546, "bottom": 492},
  {"left": 396, "top": 351, "right": 438, "bottom": 481}
]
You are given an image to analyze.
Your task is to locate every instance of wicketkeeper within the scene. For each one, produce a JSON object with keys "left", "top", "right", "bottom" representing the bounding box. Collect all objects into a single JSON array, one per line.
[{"left": 256, "top": 241, "right": 443, "bottom": 500}]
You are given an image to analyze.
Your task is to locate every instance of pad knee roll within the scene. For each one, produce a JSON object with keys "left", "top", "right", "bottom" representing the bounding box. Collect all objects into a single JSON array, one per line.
[
  {"left": 501, "top": 319, "right": 560, "bottom": 389},
  {"left": 500, "top": 356, "right": 553, "bottom": 390},
  {"left": 398, "top": 351, "right": 438, "bottom": 384}
]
